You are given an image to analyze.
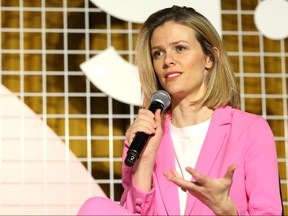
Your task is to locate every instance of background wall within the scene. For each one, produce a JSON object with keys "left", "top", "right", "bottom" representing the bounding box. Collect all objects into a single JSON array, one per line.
[{"left": 0, "top": 0, "right": 287, "bottom": 214}]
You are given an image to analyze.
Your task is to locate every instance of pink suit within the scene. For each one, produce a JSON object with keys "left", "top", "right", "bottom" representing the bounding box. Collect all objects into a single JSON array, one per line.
[{"left": 78, "top": 106, "right": 282, "bottom": 215}]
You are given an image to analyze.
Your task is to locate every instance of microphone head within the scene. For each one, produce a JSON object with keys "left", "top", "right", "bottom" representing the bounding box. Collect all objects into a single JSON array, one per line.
[{"left": 151, "top": 90, "right": 171, "bottom": 110}]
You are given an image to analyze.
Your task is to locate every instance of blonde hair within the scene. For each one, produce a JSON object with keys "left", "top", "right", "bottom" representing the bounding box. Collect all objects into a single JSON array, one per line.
[{"left": 135, "top": 5, "right": 240, "bottom": 110}]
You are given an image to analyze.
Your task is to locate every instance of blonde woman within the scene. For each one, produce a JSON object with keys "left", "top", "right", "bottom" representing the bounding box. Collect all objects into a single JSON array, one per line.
[{"left": 78, "top": 6, "right": 282, "bottom": 215}]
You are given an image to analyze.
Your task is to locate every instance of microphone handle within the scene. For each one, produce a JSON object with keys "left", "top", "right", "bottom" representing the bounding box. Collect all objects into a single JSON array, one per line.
[
  {"left": 124, "top": 132, "right": 150, "bottom": 167},
  {"left": 124, "top": 101, "right": 164, "bottom": 167}
]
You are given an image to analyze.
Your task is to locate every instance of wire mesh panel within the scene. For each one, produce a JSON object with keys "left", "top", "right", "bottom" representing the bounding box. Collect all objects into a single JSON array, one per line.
[
  {"left": 222, "top": 0, "right": 287, "bottom": 212},
  {"left": 0, "top": 0, "right": 287, "bottom": 214}
]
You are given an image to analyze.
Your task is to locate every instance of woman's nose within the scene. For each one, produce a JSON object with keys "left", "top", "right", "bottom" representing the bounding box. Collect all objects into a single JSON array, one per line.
[{"left": 163, "top": 53, "right": 176, "bottom": 68}]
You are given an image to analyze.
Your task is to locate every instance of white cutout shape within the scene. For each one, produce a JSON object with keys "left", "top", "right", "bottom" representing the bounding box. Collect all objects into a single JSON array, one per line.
[
  {"left": 80, "top": 47, "right": 142, "bottom": 106},
  {"left": 254, "top": 0, "right": 288, "bottom": 40}
]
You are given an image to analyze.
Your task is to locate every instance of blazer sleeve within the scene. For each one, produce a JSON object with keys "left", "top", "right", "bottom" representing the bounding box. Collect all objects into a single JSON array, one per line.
[
  {"left": 120, "top": 140, "right": 157, "bottom": 215},
  {"left": 241, "top": 117, "right": 282, "bottom": 215}
]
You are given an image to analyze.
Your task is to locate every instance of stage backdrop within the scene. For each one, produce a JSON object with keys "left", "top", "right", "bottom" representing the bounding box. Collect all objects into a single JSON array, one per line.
[{"left": 0, "top": 0, "right": 287, "bottom": 214}]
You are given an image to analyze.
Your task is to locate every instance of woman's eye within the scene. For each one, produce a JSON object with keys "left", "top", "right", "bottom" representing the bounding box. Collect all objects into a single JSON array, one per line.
[
  {"left": 176, "top": 46, "right": 186, "bottom": 52},
  {"left": 152, "top": 50, "right": 163, "bottom": 59}
]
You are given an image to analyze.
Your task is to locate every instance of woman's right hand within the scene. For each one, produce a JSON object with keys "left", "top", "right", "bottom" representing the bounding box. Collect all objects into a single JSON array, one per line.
[
  {"left": 125, "top": 108, "right": 163, "bottom": 162},
  {"left": 125, "top": 108, "right": 163, "bottom": 191}
]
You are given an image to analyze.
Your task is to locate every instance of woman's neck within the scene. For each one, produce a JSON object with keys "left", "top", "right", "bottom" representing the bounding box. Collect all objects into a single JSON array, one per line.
[{"left": 170, "top": 100, "right": 214, "bottom": 128}]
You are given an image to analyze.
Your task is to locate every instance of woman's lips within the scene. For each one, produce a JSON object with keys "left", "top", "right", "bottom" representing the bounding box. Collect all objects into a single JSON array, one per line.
[{"left": 165, "top": 72, "right": 182, "bottom": 80}]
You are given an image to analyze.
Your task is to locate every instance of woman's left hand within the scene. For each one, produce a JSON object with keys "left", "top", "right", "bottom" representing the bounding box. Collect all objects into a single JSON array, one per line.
[{"left": 163, "top": 164, "right": 238, "bottom": 216}]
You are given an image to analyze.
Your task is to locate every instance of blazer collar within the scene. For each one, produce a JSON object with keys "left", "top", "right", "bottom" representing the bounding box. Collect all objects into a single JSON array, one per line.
[
  {"left": 155, "top": 114, "right": 181, "bottom": 215},
  {"left": 185, "top": 106, "right": 233, "bottom": 214}
]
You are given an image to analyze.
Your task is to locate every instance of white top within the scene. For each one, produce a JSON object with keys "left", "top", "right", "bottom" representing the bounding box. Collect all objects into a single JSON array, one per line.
[{"left": 170, "top": 118, "right": 211, "bottom": 215}]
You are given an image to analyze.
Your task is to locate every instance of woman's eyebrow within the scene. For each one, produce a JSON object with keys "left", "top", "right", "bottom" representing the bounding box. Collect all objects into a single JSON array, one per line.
[{"left": 151, "top": 40, "right": 189, "bottom": 50}]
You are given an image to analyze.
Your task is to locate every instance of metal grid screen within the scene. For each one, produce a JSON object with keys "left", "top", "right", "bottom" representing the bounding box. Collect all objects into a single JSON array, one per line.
[{"left": 0, "top": 0, "right": 287, "bottom": 214}]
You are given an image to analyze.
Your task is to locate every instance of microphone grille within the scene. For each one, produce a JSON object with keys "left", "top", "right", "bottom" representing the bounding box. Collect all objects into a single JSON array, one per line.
[{"left": 151, "top": 90, "right": 171, "bottom": 110}]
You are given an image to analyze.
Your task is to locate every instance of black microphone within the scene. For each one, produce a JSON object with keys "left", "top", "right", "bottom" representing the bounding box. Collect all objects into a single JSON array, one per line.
[{"left": 124, "top": 90, "right": 171, "bottom": 167}]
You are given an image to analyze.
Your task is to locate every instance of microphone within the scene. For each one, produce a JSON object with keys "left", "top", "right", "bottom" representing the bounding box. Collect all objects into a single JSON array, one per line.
[{"left": 124, "top": 90, "right": 171, "bottom": 167}]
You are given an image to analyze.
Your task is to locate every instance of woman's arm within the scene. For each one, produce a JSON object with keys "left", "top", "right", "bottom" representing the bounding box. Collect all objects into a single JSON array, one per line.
[{"left": 120, "top": 109, "right": 163, "bottom": 214}]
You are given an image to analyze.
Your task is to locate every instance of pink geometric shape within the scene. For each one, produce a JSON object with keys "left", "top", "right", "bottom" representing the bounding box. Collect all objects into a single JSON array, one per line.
[{"left": 0, "top": 84, "right": 106, "bottom": 214}]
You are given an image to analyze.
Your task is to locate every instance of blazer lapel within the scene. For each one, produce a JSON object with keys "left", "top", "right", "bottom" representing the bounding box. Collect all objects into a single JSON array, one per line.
[
  {"left": 155, "top": 117, "right": 181, "bottom": 215},
  {"left": 185, "top": 106, "right": 232, "bottom": 215}
]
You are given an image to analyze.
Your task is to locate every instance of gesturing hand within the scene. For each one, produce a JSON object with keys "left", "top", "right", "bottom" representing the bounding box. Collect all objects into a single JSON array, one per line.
[{"left": 163, "top": 164, "right": 238, "bottom": 215}]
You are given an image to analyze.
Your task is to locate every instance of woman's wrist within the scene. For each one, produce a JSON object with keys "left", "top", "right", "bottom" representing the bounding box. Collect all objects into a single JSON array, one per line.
[
  {"left": 213, "top": 198, "right": 238, "bottom": 216},
  {"left": 133, "top": 158, "right": 155, "bottom": 192}
]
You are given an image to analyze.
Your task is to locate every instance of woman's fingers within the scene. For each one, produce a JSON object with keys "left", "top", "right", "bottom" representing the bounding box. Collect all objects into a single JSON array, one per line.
[
  {"left": 163, "top": 169, "right": 193, "bottom": 191},
  {"left": 185, "top": 167, "right": 207, "bottom": 186},
  {"left": 125, "top": 109, "right": 158, "bottom": 143},
  {"left": 224, "top": 164, "right": 237, "bottom": 180},
  {"left": 165, "top": 164, "right": 237, "bottom": 192}
]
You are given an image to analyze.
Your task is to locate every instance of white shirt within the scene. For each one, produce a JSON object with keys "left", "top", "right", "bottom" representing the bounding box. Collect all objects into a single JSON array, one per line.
[{"left": 170, "top": 118, "right": 211, "bottom": 215}]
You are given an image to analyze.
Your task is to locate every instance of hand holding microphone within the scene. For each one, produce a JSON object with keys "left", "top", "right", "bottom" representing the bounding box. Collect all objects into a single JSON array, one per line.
[{"left": 124, "top": 90, "right": 171, "bottom": 167}]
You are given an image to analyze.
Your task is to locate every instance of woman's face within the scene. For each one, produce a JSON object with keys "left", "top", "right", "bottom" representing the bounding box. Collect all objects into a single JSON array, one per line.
[{"left": 150, "top": 21, "right": 213, "bottom": 100}]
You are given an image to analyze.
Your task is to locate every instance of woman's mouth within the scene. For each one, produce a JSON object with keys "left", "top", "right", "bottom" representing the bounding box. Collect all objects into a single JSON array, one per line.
[{"left": 165, "top": 72, "right": 182, "bottom": 80}]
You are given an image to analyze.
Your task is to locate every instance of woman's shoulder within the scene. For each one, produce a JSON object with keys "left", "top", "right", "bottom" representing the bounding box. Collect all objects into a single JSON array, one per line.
[
  {"left": 231, "top": 107, "right": 259, "bottom": 118},
  {"left": 215, "top": 106, "right": 269, "bottom": 127}
]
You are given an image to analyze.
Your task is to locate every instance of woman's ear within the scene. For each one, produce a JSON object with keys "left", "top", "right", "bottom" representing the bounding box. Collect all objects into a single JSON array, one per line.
[
  {"left": 205, "top": 57, "right": 213, "bottom": 70},
  {"left": 205, "top": 47, "right": 220, "bottom": 70},
  {"left": 212, "top": 47, "right": 220, "bottom": 58}
]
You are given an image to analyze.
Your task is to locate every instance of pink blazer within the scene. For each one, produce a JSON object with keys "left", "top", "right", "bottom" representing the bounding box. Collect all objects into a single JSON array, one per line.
[{"left": 120, "top": 106, "right": 282, "bottom": 215}]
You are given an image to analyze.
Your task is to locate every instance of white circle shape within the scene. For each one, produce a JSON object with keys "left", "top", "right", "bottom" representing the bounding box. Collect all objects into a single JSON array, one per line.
[
  {"left": 90, "top": 0, "right": 221, "bottom": 35},
  {"left": 254, "top": 0, "right": 288, "bottom": 40}
]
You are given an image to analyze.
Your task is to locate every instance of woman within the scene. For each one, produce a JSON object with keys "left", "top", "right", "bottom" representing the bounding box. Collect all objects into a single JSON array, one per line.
[{"left": 78, "top": 5, "right": 282, "bottom": 215}]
